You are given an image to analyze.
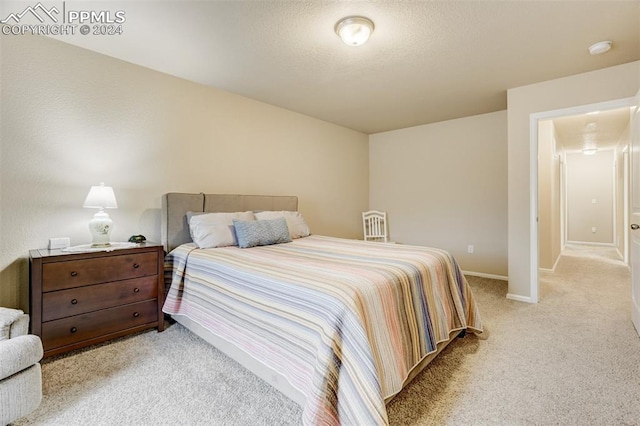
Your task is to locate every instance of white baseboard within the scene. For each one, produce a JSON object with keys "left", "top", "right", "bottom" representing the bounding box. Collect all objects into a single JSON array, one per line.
[
  {"left": 506, "top": 293, "right": 535, "bottom": 303},
  {"left": 551, "top": 253, "right": 561, "bottom": 271},
  {"left": 462, "top": 271, "right": 508, "bottom": 281},
  {"left": 462, "top": 271, "right": 533, "bottom": 303},
  {"left": 539, "top": 253, "right": 562, "bottom": 273},
  {"left": 565, "top": 240, "right": 615, "bottom": 247}
]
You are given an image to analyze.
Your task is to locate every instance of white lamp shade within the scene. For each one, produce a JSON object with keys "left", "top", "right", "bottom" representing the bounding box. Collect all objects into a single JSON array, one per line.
[{"left": 83, "top": 183, "right": 118, "bottom": 209}]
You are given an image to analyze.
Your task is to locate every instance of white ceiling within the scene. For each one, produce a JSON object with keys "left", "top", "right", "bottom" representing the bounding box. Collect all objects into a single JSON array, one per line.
[{"left": 6, "top": 1, "right": 640, "bottom": 134}]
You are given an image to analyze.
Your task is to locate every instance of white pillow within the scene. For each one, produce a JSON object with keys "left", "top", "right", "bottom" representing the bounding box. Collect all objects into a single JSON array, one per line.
[
  {"left": 254, "top": 211, "right": 310, "bottom": 239},
  {"left": 189, "top": 211, "right": 256, "bottom": 248}
]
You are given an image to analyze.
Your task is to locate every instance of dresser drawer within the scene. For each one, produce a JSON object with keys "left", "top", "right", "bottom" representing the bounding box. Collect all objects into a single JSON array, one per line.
[
  {"left": 42, "top": 252, "right": 158, "bottom": 291},
  {"left": 41, "top": 299, "right": 158, "bottom": 351},
  {"left": 42, "top": 276, "right": 158, "bottom": 322}
]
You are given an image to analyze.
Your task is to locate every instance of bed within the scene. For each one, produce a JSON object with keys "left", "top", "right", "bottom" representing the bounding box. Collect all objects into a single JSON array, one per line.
[{"left": 161, "top": 193, "right": 482, "bottom": 425}]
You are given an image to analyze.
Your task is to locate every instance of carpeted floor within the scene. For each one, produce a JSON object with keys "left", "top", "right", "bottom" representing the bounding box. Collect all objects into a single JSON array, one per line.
[{"left": 15, "top": 245, "right": 640, "bottom": 425}]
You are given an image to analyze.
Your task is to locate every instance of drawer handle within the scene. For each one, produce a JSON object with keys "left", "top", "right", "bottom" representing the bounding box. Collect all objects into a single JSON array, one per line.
[
  {"left": 70, "top": 327, "right": 77, "bottom": 333},
  {"left": 71, "top": 299, "right": 78, "bottom": 305},
  {"left": 133, "top": 287, "right": 140, "bottom": 293},
  {"left": 133, "top": 263, "right": 140, "bottom": 269},
  {"left": 70, "top": 271, "right": 78, "bottom": 277},
  {"left": 133, "top": 312, "right": 140, "bottom": 318}
]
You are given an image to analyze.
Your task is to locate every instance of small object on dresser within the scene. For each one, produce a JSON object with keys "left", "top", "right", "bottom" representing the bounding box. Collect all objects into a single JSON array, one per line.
[
  {"left": 48, "top": 237, "right": 70, "bottom": 250},
  {"left": 128, "top": 234, "right": 146, "bottom": 243}
]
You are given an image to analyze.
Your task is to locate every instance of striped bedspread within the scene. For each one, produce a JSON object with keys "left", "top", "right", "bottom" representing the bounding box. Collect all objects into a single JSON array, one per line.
[{"left": 163, "top": 235, "right": 482, "bottom": 425}]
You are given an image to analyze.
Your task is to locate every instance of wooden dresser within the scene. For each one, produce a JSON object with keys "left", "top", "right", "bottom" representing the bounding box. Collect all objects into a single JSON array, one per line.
[{"left": 29, "top": 243, "right": 165, "bottom": 357}]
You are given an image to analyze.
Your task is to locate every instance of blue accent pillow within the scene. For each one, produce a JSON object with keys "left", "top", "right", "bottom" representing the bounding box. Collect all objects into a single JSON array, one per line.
[{"left": 233, "top": 217, "right": 292, "bottom": 248}]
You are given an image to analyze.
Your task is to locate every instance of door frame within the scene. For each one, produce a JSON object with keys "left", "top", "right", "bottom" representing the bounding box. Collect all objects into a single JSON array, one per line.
[
  {"left": 623, "top": 146, "right": 630, "bottom": 264},
  {"left": 630, "top": 88, "right": 640, "bottom": 336},
  {"left": 529, "top": 96, "right": 636, "bottom": 303}
]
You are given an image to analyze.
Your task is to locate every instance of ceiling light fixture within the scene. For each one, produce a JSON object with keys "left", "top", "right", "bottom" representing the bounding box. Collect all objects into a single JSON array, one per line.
[
  {"left": 588, "top": 41, "right": 612, "bottom": 55},
  {"left": 582, "top": 134, "right": 598, "bottom": 155},
  {"left": 335, "top": 16, "right": 374, "bottom": 46}
]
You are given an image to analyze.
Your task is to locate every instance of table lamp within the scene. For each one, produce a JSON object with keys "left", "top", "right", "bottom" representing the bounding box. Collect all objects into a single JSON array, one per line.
[{"left": 83, "top": 182, "right": 118, "bottom": 247}]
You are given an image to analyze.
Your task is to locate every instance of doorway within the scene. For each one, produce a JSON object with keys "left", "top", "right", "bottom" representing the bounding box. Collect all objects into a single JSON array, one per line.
[{"left": 531, "top": 97, "right": 636, "bottom": 302}]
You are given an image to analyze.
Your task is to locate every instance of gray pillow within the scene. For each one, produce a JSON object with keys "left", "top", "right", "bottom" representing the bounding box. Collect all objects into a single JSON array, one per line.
[
  {"left": 233, "top": 218, "right": 292, "bottom": 248},
  {"left": 254, "top": 211, "right": 311, "bottom": 239}
]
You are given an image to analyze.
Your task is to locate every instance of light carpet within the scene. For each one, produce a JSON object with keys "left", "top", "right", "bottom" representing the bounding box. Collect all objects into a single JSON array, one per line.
[{"left": 15, "top": 246, "right": 640, "bottom": 425}]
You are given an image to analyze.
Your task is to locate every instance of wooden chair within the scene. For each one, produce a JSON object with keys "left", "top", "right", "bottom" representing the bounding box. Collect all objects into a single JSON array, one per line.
[{"left": 362, "top": 210, "right": 388, "bottom": 242}]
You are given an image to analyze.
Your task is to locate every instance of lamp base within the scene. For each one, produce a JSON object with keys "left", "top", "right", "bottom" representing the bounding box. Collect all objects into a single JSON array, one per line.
[{"left": 88, "top": 210, "right": 113, "bottom": 247}]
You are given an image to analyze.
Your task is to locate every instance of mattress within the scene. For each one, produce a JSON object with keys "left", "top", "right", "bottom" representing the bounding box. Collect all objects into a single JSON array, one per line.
[{"left": 163, "top": 235, "right": 482, "bottom": 425}]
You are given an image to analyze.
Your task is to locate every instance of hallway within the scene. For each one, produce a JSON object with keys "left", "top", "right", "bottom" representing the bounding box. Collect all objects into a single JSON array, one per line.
[{"left": 539, "top": 243, "right": 630, "bottom": 305}]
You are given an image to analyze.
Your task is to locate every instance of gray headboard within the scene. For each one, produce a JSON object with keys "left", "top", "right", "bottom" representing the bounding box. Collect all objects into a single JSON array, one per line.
[{"left": 161, "top": 193, "right": 299, "bottom": 252}]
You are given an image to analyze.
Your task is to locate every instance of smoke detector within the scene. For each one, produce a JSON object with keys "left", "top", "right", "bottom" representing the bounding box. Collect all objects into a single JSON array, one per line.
[{"left": 588, "top": 41, "right": 612, "bottom": 55}]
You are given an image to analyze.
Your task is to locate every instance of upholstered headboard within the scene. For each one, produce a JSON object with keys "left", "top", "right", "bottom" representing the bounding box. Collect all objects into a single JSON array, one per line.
[{"left": 161, "top": 193, "right": 298, "bottom": 252}]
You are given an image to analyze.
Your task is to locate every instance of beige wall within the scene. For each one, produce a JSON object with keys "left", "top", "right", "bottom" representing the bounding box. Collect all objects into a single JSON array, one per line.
[
  {"left": 537, "top": 120, "right": 562, "bottom": 270},
  {"left": 507, "top": 61, "right": 640, "bottom": 301},
  {"left": 369, "top": 111, "right": 508, "bottom": 278},
  {"left": 0, "top": 35, "right": 369, "bottom": 310},
  {"left": 565, "top": 151, "right": 614, "bottom": 244}
]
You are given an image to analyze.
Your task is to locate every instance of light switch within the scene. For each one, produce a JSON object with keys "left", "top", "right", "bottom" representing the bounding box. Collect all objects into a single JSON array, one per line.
[{"left": 592, "top": 198, "right": 597, "bottom": 204}]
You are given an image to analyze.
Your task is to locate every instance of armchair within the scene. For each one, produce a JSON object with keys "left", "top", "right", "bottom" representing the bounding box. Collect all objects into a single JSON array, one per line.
[{"left": 0, "top": 308, "right": 43, "bottom": 426}]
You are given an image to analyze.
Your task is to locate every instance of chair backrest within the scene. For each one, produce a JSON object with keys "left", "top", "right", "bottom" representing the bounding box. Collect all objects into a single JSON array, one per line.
[{"left": 362, "top": 210, "right": 388, "bottom": 242}]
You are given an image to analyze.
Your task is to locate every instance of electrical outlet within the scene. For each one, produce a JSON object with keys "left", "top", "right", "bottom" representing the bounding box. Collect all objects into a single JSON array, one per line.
[
  {"left": 592, "top": 227, "right": 597, "bottom": 233},
  {"left": 467, "top": 245, "right": 474, "bottom": 254}
]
